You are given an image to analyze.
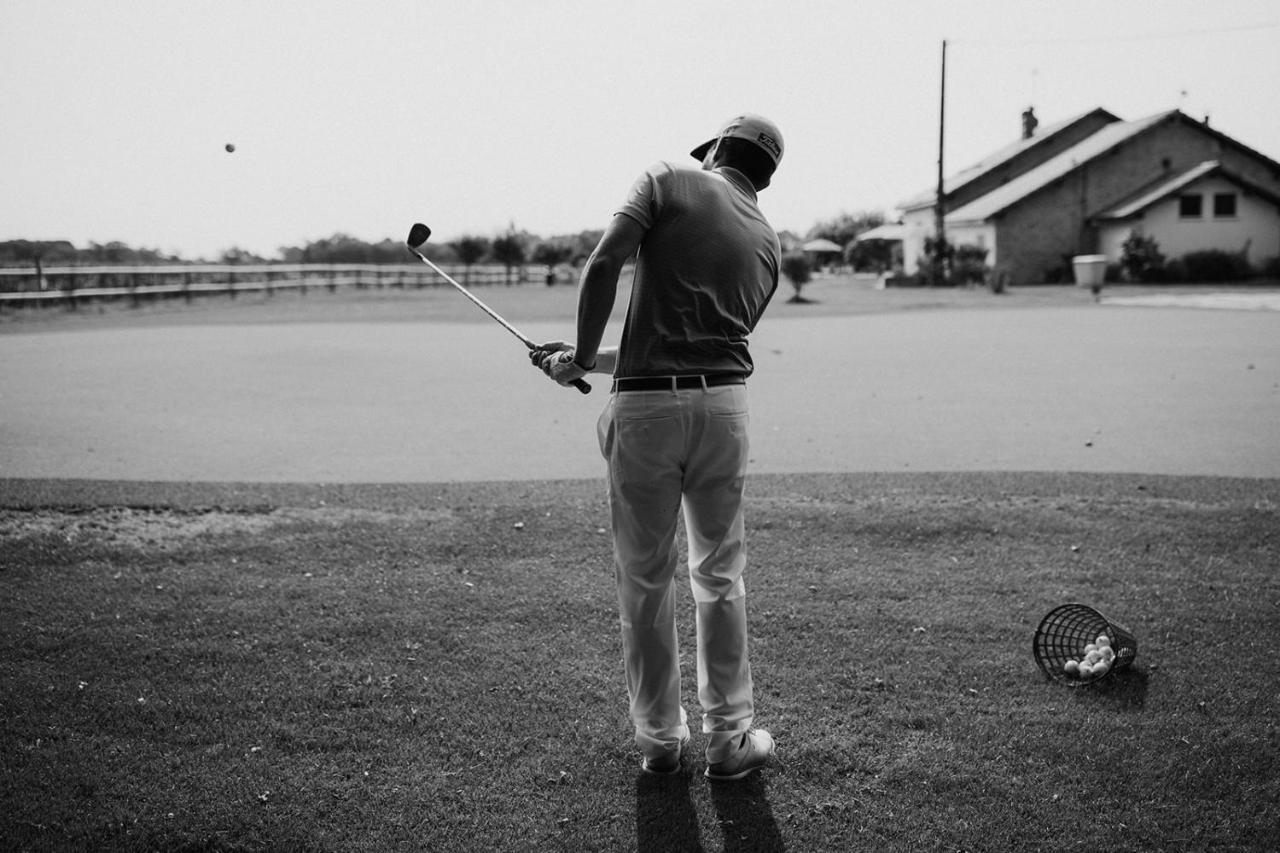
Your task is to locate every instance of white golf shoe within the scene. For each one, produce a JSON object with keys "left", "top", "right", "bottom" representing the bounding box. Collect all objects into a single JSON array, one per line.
[{"left": 704, "top": 729, "right": 775, "bottom": 781}]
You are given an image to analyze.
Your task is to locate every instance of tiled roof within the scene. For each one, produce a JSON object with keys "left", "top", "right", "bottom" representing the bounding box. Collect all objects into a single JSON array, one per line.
[
  {"left": 944, "top": 111, "right": 1176, "bottom": 224},
  {"left": 898, "top": 108, "right": 1117, "bottom": 211}
]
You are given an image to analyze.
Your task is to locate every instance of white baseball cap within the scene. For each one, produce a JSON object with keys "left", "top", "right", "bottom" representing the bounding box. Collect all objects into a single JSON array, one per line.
[{"left": 690, "top": 113, "right": 784, "bottom": 167}]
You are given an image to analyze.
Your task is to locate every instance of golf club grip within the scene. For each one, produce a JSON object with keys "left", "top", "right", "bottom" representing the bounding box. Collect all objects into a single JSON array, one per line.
[{"left": 571, "top": 377, "right": 591, "bottom": 394}]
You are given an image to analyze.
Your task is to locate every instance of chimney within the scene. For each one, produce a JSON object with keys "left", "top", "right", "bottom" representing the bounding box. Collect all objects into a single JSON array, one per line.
[{"left": 1021, "top": 106, "right": 1038, "bottom": 140}]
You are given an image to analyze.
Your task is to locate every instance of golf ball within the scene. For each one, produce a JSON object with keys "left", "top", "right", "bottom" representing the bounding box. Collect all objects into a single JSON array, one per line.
[
  {"left": 1078, "top": 664, "right": 1093, "bottom": 678},
  {"left": 1064, "top": 660, "right": 1080, "bottom": 676},
  {"left": 1096, "top": 634, "right": 1112, "bottom": 648},
  {"left": 225, "top": 143, "right": 236, "bottom": 153}
]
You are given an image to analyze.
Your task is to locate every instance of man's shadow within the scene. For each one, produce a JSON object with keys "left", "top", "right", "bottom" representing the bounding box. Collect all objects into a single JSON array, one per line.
[
  {"left": 636, "top": 772, "right": 704, "bottom": 852},
  {"left": 636, "top": 771, "right": 786, "bottom": 853},
  {"left": 709, "top": 774, "right": 786, "bottom": 852}
]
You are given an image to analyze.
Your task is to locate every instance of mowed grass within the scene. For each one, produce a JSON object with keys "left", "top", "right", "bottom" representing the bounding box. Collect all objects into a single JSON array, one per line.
[{"left": 2, "top": 473, "right": 1277, "bottom": 852}]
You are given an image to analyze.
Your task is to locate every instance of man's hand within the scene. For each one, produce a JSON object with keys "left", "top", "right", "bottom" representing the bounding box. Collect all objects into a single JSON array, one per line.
[
  {"left": 544, "top": 351, "right": 589, "bottom": 387},
  {"left": 528, "top": 340, "right": 572, "bottom": 368},
  {"left": 529, "top": 341, "right": 588, "bottom": 387}
]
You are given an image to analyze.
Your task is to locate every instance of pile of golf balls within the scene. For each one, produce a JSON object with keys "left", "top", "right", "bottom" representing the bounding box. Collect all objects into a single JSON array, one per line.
[{"left": 1063, "top": 633, "right": 1115, "bottom": 679}]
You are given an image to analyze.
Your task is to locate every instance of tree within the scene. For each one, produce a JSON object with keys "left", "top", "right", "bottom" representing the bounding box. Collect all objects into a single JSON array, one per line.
[
  {"left": 220, "top": 247, "right": 267, "bottom": 265},
  {"left": 781, "top": 252, "right": 813, "bottom": 303},
  {"left": 294, "top": 233, "right": 370, "bottom": 264},
  {"left": 84, "top": 241, "right": 174, "bottom": 264},
  {"left": 844, "top": 239, "right": 896, "bottom": 273},
  {"left": 806, "top": 211, "right": 886, "bottom": 247},
  {"left": 491, "top": 230, "right": 527, "bottom": 285},
  {"left": 0, "top": 240, "right": 77, "bottom": 265},
  {"left": 532, "top": 240, "right": 575, "bottom": 285},
  {"left": 452, "top": 236, "right": 490, "bottom": 285}
]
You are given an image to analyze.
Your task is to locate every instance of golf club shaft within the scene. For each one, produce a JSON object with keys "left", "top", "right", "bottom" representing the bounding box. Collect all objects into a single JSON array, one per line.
[
  {"left": 407, "top": 247, "right": 535, "bottom": 347},
  {"left": 406, "top": 246, "right": 590, "bottom": 394}
]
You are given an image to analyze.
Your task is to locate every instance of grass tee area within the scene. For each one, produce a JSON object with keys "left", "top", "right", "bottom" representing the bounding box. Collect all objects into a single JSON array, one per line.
[
  {"left": 2, "top": 472, "right": 1277, "bottom": 851},
  {"left": 2, "top": 280, "right": 1278, "bottom": 850}
]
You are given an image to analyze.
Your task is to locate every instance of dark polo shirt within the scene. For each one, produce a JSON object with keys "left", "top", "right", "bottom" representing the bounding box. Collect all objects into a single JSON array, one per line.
[{"left": 613, "top": 162, "right": 780, "bottom": 379}]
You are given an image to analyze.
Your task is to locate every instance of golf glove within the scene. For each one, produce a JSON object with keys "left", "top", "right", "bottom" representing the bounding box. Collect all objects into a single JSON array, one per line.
[{"left": 543, "top": 350, "right": 589, "bottom": 386}]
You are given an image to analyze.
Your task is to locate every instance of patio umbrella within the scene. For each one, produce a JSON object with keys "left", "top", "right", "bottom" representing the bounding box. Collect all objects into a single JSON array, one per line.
[
  {"left": 801, "top": 238, "right": 844, "bottom": 253},
  {"left": 853, "top": 224, "right": 907, "bottom": 242}
]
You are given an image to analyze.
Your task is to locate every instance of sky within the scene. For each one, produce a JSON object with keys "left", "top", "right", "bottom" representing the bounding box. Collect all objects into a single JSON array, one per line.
[{"left": 3, "top": 0, "right": 1279, "bottom": 260}]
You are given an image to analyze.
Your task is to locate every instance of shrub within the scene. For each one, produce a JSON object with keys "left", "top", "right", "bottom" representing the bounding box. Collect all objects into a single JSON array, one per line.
[
  {"left": 1179, "top": 250, "right": 1252, "bottom": 282},
  {"left": 781, "top": 252, "right": 813, "bottom": 301},
  {"left": 952, "top": 244, "right": 990, "bottom": 286},
  {"left": 1042, "top": 263, "right": 1071, "bottom": 284},
  {"left": 916, "top": 236, "right": 956, "bottom": 285},
  {"left": 1120, "top": 232, "right": 1166, "bottom": 282}
]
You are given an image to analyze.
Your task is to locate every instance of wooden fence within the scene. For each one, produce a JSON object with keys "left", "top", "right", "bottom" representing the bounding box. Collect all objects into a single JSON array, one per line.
[{"left": 0, "top": 263, "right": 558, "bottom": 307}]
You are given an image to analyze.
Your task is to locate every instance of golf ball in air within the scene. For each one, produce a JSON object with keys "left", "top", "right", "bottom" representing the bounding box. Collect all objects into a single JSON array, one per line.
[{"left": 225, "top": 143, "right": 236, "bottom": 153}]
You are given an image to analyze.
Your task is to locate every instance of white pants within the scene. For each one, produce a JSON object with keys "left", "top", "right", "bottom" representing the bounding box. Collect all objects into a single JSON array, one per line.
[{"left": 596, "top": 383, "right": 754, "bottom": 763}]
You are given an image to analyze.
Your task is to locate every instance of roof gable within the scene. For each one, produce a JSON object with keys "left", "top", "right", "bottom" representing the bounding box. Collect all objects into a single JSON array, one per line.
[{"left": 1095, "top": 160, "right": 1280, "bottom": 220}]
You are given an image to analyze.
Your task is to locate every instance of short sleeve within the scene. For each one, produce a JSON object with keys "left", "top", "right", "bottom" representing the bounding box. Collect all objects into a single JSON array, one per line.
[{"left": 615, "top": 163, "right": 669, "bottom": 230}]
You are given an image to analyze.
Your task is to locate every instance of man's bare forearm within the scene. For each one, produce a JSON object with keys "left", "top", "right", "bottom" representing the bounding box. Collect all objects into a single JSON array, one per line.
[
  {"left": 571, "top": 214, "right": 644, "bottom": 374},
  {"left": 573, "top": 255, "right": 618, "bottom": 370}
]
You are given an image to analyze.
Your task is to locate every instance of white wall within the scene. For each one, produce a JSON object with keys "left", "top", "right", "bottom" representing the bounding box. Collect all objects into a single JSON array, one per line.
[
  {"left": 899, "top": 210, "right": 996, "bottom": 275},
  {"left": 946, "top": 223, "right": 998, "bottom": 266},
  {"left": 900, "top": 210, "right": 932, "bottom": 275}
]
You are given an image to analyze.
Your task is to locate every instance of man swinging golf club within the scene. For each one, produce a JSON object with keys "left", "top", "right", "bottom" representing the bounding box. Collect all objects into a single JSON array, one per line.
[{"left": 532, "top": 114, "right": 784, "bottom": 780}]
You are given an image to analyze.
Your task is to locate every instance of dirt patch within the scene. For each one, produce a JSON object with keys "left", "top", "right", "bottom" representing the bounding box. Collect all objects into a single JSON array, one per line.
[{"left": 0, "top": 506, "right": 457, "bottom": 551}]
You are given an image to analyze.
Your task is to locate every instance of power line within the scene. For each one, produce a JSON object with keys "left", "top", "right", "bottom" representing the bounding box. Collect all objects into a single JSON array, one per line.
[{"left": 952, "top": 21, "right": 1280, "bottom": 47}]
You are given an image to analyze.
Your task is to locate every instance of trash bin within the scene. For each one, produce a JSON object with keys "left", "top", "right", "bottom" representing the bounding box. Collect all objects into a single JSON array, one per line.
[{"left": 1071, "top": 254, "right": 1108, "bottom": 288}]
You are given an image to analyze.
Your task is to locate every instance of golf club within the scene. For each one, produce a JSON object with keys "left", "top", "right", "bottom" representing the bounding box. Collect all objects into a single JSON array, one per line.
[{"left": 405, "top": 223, "right": 590, "bottom": 394}]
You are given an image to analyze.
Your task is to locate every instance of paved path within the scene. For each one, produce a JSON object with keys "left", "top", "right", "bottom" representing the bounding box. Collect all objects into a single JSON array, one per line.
[
  {"left": 1101, "top": 292, "right": 1280, "bottom": 312},
  {"left": 2, "top": 305, "right": 1277, "bottom": 482}
]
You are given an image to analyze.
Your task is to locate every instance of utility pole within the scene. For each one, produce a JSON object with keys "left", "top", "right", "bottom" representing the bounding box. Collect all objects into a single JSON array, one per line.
[{"left": 934, "top": 38, "right": 947, "bottom": 286}]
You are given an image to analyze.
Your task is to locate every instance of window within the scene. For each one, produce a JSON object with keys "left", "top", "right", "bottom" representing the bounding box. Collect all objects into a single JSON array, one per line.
[
  {"left": 1213, "top": 193, "right": 1237, "bottom": 218},
  {"left": 1179, "top": 194, "right": 1203, "bottom": 218}
]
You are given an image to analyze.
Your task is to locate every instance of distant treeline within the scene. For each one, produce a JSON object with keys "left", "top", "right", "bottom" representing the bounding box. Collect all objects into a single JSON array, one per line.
[
  {"left": 0, "top": 240, "right": 180, "bottom": 266},
  {"left": 2, "top": 209, "right": 893, "bottom": 270},
  {"left": 0, "top": 230, "right": 606, "bottom": 269}
]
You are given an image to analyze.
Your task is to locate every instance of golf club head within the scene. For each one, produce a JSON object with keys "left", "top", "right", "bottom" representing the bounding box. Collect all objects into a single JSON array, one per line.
[{"left": 406, "top": 223, "right": 432, "bottom": 250}]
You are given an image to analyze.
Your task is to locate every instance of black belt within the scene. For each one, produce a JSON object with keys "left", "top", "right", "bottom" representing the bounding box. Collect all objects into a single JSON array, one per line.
[{"left": 611, "top": 374, "right": 746, "bottom": 392}]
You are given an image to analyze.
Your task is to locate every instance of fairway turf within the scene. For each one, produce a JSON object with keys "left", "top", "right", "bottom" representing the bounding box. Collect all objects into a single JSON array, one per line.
[{"left": 2, "top": 473, "right": 1277, "bottom": 851}]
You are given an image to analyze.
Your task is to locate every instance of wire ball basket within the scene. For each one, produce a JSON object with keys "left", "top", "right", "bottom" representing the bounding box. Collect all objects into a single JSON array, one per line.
[{"left": 1033, "top": 603, "right": 1138, "bottom": 686}]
